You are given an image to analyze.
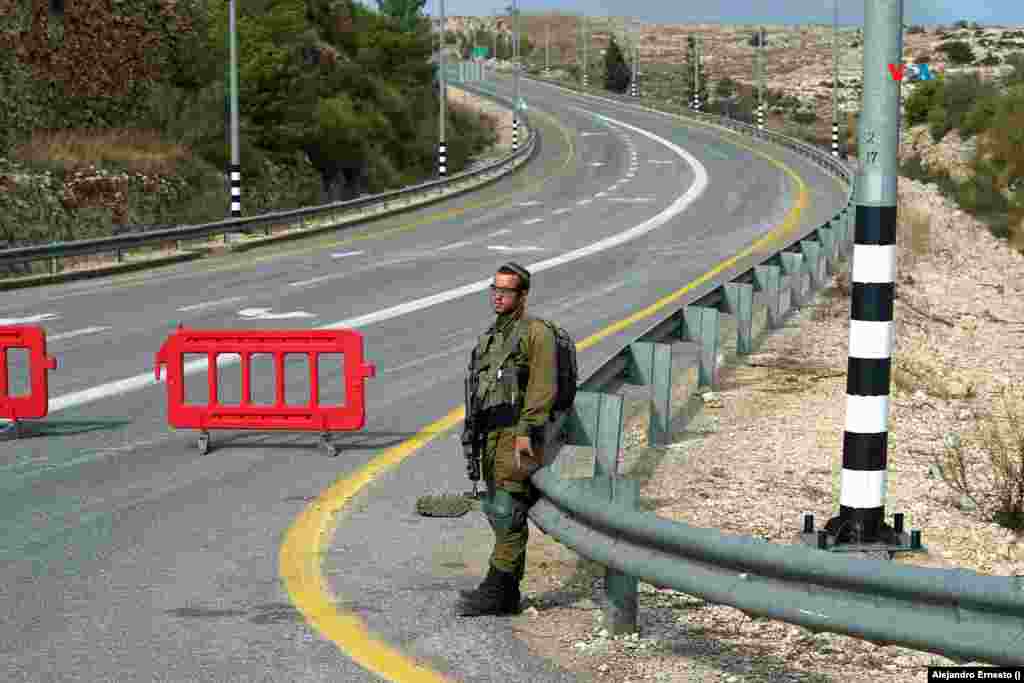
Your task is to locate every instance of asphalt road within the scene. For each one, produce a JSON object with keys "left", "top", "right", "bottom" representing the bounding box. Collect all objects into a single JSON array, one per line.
[{"left": 1, "top": 73, "right": 848, "bottom": 683}]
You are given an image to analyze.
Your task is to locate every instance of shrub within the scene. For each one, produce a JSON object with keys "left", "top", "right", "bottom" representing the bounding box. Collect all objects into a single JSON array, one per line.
[
  {"left": 962, "top": 93, "right": 1000, "bottom": 138},
  {"left": 936, "top": 382, "right": 1024, "bottom": 531},
  {"left": 928, "top": 104, "right": 949, "bottom": 142},
  {"left": 980, "top": 54, "right": 1002, "bottom": 66},
  {"left": 899, "top": 154, "right": 931, "bottom": 183},
  {"left": 937, "top": 40, "right": 976, "bottom": 64},
  {"left": 792, "top": 110, "right": 817, "bottom": 125},
  {"left": 942, "top": 73, "right": 996, "bottom": 133},
  {"left": 914, "top": 54, "right": 932, "bottom": 64},
  {"left": 905, "top": 78, "right": 942, "bottom": 126}
]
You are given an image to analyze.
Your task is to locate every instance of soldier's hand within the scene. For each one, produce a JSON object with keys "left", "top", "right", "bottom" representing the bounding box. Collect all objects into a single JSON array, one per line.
[{"left": 515, "top": 435, "right": 534, "bottom": 471}]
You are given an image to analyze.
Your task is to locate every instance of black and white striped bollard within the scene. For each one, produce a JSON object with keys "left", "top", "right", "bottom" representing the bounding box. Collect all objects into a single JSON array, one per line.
[
  {"left": 512, "top": 117, "right": 518, "bottom": 152},
  {"left": 438, "top": 141, "right": 447, "bottom": 178},
  {"left": 832, "top": 121, "right": 840, "bottom": 157},
  {"left": 229, "top": 163, "right": 241, "bottom": 217}
]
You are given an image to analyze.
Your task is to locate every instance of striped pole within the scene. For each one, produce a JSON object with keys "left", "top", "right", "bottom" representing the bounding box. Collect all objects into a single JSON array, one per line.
[
  {"left": 512, "top": 117, "right": 518, "bottom": 152},
  {"left": 832, "top": 120, "right": 840, "bottom": 157},
  {"left": 438, "top": 141, "right": 447, "bottom": 177},
  {"left": 229, "top": 164, "right": 241, "bottom": 217},
  {"left": 825, "top": 0, "right": 905, "bottom": 546}
]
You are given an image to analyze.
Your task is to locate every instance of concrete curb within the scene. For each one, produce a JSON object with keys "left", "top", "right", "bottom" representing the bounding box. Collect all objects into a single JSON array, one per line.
[{"left": 0, "top": 251, "right": 204, "bottom": 291}]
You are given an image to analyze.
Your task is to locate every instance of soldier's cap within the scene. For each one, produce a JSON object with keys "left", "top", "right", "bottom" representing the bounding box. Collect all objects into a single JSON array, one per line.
[{"left": 499, "top": 261, "right": 531, "bottom": 291}]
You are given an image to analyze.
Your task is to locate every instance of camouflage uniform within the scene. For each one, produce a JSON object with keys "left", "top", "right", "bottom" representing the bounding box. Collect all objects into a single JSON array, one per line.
[{"left": 473, "top": 303, "right": 557, "bottom": 580}]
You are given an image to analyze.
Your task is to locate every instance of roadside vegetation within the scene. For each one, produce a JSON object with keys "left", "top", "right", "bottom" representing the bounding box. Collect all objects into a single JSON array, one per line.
[{"left": 0, "top": 0, "right": 498, "bottom": 249}]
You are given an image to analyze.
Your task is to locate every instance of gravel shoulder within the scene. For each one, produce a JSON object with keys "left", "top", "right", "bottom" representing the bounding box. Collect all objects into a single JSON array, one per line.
[{"left": 505, "top": 175, "right": 1024, "bottom": 682}]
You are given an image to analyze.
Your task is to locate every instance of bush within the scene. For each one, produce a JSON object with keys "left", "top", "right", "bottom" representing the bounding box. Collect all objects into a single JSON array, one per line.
[
  {"left": 914, "top": 54, "right": 932, "bottom": 64},
  {"left": 899, "top": 154, "right": 931, "bottom": 182},
  {"left": 792, "top": 110, "right": 817, "bottom": 125},
  {"left": 905, "top": 78, "right": 942, "bottom": 126},
  {"left": 962, "top": 93, "right": 1000, "bottom": 138},
  {"left": 936, "top": 382, "right": 1024, "bottom": 531},
  {"left": 980, "top": 54, "right": 1002, "bottom": 66},
  {"left": 943, "top": 73, "right": 997, "bottom": 133},
  {"left": 937, "top": 40, "right": 976, "bottom": 64}
]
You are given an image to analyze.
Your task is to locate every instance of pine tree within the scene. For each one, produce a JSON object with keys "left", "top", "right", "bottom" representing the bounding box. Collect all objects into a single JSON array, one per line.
[{"left": 604, "top": 35, "right": 630, "bottom": 93}]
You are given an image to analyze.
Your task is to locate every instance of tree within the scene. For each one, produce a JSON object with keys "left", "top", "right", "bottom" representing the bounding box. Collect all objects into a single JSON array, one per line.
[
  {"left": 715, "top": 76, "right": 737, "bottom": 99},
  {"left": 603, "top": 35, "right": 630, "bottom": 93},
  {"left": 683, "top": 35, "right": 708, "bottom": 105},
  {"left": 375, "top": 0, "right": 427, "bottom": 32}
]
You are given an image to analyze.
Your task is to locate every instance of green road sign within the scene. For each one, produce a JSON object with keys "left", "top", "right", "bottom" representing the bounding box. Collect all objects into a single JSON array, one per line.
[{"left": 472, "top": 47, "right": 489, "bottom": 58}]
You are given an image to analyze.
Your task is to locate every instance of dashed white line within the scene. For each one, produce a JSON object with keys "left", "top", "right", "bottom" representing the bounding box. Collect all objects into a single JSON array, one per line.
[
  {"left": 439, "top": 240, "right": 472, "bottom": 251},
  {"left": 176, "top": 296, "right": 248, "bottom": 312},
  {"left": 552, "top": 208, "right": 572, "bottom": 215},
  {"left": 580, "top": 132, "right": 608, "bottom": 137},
  {"left": 489, "top": 229, "right": 512, "bottom": 236},
  {"left": 238, "top": 308, "right": 317, "bottom": 320},
  {"left": 576, "top": 199, "right": 593, "bottom": 206},
  {"left": 589, "top": 162, "right": 606, "bottom": 167},
  {"left": 488, "top": 246, "right": 544, "bottom": 253},
  {"left": 594, "top": 192, "right": 608, "bottom": 198},
  {"left": 0, "top": 313, "right": 60, "bottom": 325},
  {"left": 518, "top": 201, "right": 542, "bottom": 207},
  {"left": 650, "top": 160, "right": 675, "bottom": 165},
  {"left": 48, "top": 326, "right": 110, "bottom": 342},
  {"left": 522, "top": 218, "right": 544, "bottom": 225},
  {"left": 330, "top": 250, "right": 365, "bottom": 259},
  {"left": 606, "top": 197, "right": 657, "bottom": 203},
  {"left": 288, "top": 275, "right": 333, "bottom": 288}
]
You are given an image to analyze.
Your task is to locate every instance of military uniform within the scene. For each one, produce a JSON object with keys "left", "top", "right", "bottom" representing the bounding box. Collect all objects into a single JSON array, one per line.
[{"left": 458, "top": 300, "right": 557, "bottom": 614}]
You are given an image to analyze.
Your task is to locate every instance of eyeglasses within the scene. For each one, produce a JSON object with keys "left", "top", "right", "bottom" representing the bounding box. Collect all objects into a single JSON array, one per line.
[{"left": 489, "top": 285, "right": 519, "bottom": 298}]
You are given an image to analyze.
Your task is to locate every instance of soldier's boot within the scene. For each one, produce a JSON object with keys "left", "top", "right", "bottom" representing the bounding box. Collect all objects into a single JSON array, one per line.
[
  {"left": 458, "top": 564, "right": 503, "bottom": 600},
  {"left": 455, "top": 566, "right": 521, "bottom": 617}
]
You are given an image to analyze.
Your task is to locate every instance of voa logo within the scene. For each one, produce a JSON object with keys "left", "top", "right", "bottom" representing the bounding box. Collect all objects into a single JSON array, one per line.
[{"left": 888, "top": 62, "right": 933, "bottom": 82}]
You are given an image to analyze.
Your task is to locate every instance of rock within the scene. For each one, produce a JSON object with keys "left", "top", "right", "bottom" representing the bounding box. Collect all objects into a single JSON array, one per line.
[
  {"left": 573, "top": 641, "right": 588, "bottom": 650},
  {"left": 597, "top": 628, "right": 609, "bottom": 638},
  {"left": 947, "top": 381, "right": 970, "bottom": 398},
  {"left": 957, "top": 408, "right": 973, "bottom": 421},
  {"left": 597, "top": 664, "right": 610, "bottom": 673},
  {"left": 726, "top": 676, "right": 741, "bottom": 683},
  {"left": 958, "top": 495, "right": 978, "bottom": 511},
  {"left": 701, "top": 391, "right": 724, "bottom": 408},
  {"left": 912, "top": 389, "right": 928, "bottom": 402},
  {"left": 523, "top": 606, "right": 539, "bottom": 617}
]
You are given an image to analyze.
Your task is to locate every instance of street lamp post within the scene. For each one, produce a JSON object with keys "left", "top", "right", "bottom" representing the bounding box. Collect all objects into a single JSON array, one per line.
[
  {"left": 228, "top": 0, "right": 240, "bottom": 222},
  {"left": 438, "top": 0, "right": 447, "bottom": 177}
]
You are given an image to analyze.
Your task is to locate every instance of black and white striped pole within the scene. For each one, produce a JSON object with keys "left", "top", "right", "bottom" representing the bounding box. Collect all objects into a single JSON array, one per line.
[
  {"left": 756, "top": 26, "right": 765, "bottom": 130},
  {"left": 581, "top": 16, "right": 589, "bottom": 88},
  {"left": 816, "top": 0, "right": 920, "bottom": 552},
  {"left": 227, "top": 0, "right": 241, "bottom": 221},
  {"left": 438, "top": 0, "right": 447, "bottom": 177},
  {"left": 832, "top": 0, "right": 841, "bottom": 157},
  {"left": 695, "top": 36, "right": 702, "bottom": 112},
  {"left": 544, "top": 22, "right": 550, "bottom": 77}
]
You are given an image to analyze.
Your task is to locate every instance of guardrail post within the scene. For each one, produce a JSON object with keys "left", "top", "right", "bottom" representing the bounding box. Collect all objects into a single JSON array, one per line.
[
  {"left": 49, "top": 256, "right": 58, "bottom": 275},
  {"left": 682, "top": 304, "right": 720, "bottom": 390},
  {"left": 753, "top": 264, "right": 782, "bottom": 330},
  {"left": 116, "top": 248, "right": 123, "bottom": 264},
  {"left": 801, "top": 235, "right": 824, "bottom": 292},
  {"left": 626, "top": 342, "right": 673, "bottom": 447},
  {"left": 818, "top": 223, "right": 838, "bottom": 272},
  {"left": 779, "top": 251, "right": 805, "bottom": 309},
  {"left": 723, "top": 282, "right": 754, "bottom": 355},
  {"left": 601, "top": 477, "right": 639, "bottom": 635}
]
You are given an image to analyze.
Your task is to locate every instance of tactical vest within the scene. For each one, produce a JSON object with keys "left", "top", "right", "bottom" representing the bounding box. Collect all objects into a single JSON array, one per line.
[{"left": 471, "top": 315, "right": 535, "bottom": 430}]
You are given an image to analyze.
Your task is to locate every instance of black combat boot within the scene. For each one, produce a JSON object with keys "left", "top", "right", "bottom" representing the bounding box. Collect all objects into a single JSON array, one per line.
[
  {"left": 455, "top": 566, "right": 521, "bottom": 617},
  {"left": 458, "top": 564, "right": 503, "bottom": 600}
]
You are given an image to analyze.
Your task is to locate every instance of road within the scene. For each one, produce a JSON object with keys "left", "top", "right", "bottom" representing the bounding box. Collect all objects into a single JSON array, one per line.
[{"left": 1, "top": 74, "right": 847, "bottom": 682}]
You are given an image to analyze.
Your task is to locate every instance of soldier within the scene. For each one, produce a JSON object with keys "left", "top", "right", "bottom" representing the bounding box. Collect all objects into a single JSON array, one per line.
[{"left": 457, "top": 262, "right": 557, "bottom": 617}]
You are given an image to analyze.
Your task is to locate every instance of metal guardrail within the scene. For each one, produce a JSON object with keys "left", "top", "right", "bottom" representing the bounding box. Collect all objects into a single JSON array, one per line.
[
  {"left": 0, "top": 87, "right": 536, "bottom": 275},
  {"left": 509, "top": 77, "right": 1023, "bottom": 666}
]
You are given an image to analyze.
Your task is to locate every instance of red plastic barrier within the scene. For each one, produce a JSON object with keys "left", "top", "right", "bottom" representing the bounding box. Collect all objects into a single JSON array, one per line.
[
  {"left": 0, "top": 325, "right": 58, "bottom": 422},
  {"left": 155, "top": 326, "right": 375, "bottom": 444}
]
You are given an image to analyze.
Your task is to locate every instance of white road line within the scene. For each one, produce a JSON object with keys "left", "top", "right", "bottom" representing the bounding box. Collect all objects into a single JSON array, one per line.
[
  {"left": 439, "top": 240, "right": 473, "bottom": 251},
  {"left": 589, "top": 162, "right": 606, "bottom": 167},
  {"left": 45, "top": 110, "right": 708, "bottom": 414},
  {"left": 489, "top": 229, "right": 512, "bottom": 236},
  {"left": 488, "top": 246, "right": 544, "bottom": 253},
  {"left": 522, "top": 218, "right": 544, "bottom": 225},
  {"left": 552, "top": 208, "right": 572, "bottom": 215},
  {"left": 626, "top": 173, "right": 635, "bottom": 178},
  {"left": 576, "top": 199, "right": 593, "bottom": 206},
  {"left": 580, "top": 132, "right": 607, "bottom": 137},
  {"left": 650, "top": 160, "right": 675, "bottom": 164},
  {"left": 331, "top": 250, "right": 365, "bottom": 259},
  {"left": 0, "top": 313, "right": 60, "bottom": 325},
  {"left": 594, "top": 192, "right": 608, "bottom": 198},
  {"left": 238, "top": 308, "right": 317, "bottom": 320},
  {"left": 48, "top": 326, "right": 110, "bottom": 342},
  {"left": 518, "top": 201, "right": 542, "bottom": 207},
  {"left": 176, "top": 296, "right": 248, "bottom": 312},
  {"left": 606, "top": 197, "right": 657, "bottom": 203},
  {"left": 288, "top": 275, "right": 332, "bottom": 288}
]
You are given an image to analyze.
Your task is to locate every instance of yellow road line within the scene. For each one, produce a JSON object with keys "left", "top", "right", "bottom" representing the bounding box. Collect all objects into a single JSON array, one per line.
[{"left": 280, "top": 117, "right": 813, "bottom": 680}]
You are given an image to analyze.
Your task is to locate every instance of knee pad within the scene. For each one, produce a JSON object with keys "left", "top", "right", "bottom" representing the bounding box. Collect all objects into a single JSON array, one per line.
[{"left": 482, "top": 489, "right": 530, "bottom": 534}]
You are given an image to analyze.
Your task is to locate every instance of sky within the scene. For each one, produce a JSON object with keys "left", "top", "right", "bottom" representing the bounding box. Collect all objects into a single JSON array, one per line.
[{"left": 425, "top": 1, "right": 1024, "bottom": 28}]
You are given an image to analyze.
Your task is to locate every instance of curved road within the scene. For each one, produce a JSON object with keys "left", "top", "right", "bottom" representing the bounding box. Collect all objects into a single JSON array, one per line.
[{"left": 1, "top": 74, "right": 847, "bottom": 682}]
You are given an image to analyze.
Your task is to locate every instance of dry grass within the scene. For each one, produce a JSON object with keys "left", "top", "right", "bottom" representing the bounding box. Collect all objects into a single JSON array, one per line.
[
  {"left": 12, "top": 128, "right": 190, "bottom": 174},
  {"left": 936, "top": 382, "right": 1024, "bottom": 530},
  {"left": 897, "top": 204, "right": 933, "bottom": 272}
]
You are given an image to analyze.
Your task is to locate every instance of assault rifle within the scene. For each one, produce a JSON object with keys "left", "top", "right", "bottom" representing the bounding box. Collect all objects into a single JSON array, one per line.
[{"left": 462, "top": 360, "right": 483, "bottom": 499}]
